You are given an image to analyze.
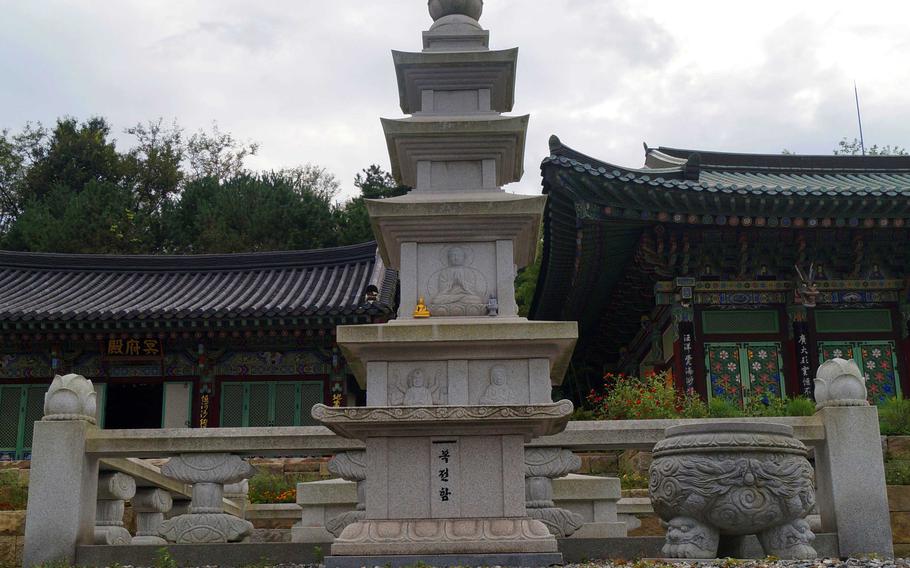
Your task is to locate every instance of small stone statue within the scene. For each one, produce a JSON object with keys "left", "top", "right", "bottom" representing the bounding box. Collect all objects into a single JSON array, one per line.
[
  {"left": 413, "top": 296, "right": 431, "bottom": 318},
  {"left": 486, "top": 296, "right": 499, "bottom": 317}
]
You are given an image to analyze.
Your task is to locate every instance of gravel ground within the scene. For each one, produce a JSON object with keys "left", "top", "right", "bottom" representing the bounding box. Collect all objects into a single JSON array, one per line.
[{"left": 110, "top": 560, "right": 910, "bottom": 568}]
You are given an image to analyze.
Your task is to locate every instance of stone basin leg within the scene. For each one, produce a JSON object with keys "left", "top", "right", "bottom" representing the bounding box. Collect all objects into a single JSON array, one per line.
[
  {"left": 662, "top": 516, "right": 718, "bottom": 559},
  {"left": 94, "top": 472, "right": 136, "bottom": 545},
  {"left": 757, "top": 518, "right": 817, "bottom": 559},
  {"left": 131, "top": 488, "right": 173, "bottom": 545}
]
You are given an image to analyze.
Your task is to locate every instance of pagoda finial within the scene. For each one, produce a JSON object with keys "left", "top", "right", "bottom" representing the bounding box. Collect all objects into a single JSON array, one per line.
[{"left": 428, "top": 0, "right": 483, "bottom": 22}]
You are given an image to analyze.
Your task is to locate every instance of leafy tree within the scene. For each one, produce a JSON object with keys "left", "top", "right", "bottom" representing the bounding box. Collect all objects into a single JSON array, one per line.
[
  {"left": 4, "top": 181, "right": 149, "bottom": 253},
  {"left": 834, "top": 137, "right": 908, "bottom": 156},
  {"left": 0, "top": 123, "right": 47, "bottom": 233},
  {"left": 515, "top": 232, "right": 543, "bottom": 316},
  {"left": 335, "top": 165, "right": 409, "bottom": 246},
  {"left": 165, "top": 170, "right": 339, "bottom": 253},
  {"left": 185, "top": 122, "right": 259, "bottom": 181},
  {"left": 21, "top": 117, "right": 125, "bottom": 203}
]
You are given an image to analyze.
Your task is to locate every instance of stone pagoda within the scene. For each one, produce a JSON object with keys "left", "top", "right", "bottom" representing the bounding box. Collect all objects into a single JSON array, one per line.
[{"left": 312, "top": 1, "right": 579, "bottom": 566}]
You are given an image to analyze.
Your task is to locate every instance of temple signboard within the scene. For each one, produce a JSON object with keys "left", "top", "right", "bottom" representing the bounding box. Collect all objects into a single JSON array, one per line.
[{"left": 103, "top": 337, "right": 164, "bottom": 359}]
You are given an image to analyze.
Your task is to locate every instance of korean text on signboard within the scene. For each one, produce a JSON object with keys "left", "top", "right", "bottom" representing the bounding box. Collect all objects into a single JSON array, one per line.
[{"left": 105, "top": 338, "right": 164, "bottom": 358}]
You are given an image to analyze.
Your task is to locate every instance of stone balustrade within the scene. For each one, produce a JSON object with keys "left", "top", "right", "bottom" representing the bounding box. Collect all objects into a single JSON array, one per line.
[{"left": 22, "top": 375, "right": 894, "bottom": 566}]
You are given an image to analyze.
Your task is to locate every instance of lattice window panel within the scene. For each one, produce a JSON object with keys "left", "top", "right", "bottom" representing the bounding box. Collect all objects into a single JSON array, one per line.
[
  {"left": 299, "top": 383, "right": 324, "bottom": 426},
  {"left": 0, "top": 387, "right": 20, "bottom": 451},
  {"left": 220, "top": 384, "right": 244, "bottom": 427},
  {"left": 247, "top": 383, "right": 271, "bottom": 427},
  {"left": 274, "top": 383, "right": 298, "bottom": 427},
  {"left": 22, "top": 387, "right": 45, "bottom": 455}
]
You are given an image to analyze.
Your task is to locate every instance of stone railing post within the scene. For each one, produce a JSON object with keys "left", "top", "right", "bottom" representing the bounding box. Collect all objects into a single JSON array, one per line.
[
  {"left": 324, "top": 451, "right": 366, "bottom": 537},
  {"left": 132, "top": 488, "right": 173, "bottom": 545},
  {"left": 23, "top": 374, "right": 100, "bottom": 567},
  {"left": 224, "top": 479, "right": 249, "bottom": 518},
  {"left": 812, "top": 358, "right": 894, "bottom": 557},
  {"left": 159, "top": 453, "right": 256, "bottom": 543},
  {"left": 524, "top": 447, "right": 584, "bottom": 537},
  {"left": 94, "top": 472, "right": 136, "bottom": 544}
]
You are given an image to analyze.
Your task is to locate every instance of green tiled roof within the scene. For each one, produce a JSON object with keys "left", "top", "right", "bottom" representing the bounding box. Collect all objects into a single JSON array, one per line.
[{"left": 542, "top": 137, "right": 910, "bottom": 218}]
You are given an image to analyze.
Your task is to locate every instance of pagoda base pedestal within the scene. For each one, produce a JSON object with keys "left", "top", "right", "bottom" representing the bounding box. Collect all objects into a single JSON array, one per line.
[{"left": 331, "top": 518, "right": 558, "bottom": 556}]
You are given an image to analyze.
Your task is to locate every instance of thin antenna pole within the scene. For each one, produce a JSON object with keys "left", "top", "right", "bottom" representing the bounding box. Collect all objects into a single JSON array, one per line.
[{"left": 854, "top": 81, "right": 866, "bottom": 156}]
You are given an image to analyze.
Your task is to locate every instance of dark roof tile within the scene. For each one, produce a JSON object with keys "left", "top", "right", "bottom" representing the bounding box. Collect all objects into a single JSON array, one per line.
[{"left": 0, "top": 242, "right": 394, "bottom": 323}]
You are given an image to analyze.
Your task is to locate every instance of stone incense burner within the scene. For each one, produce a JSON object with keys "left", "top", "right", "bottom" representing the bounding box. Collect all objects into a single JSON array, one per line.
[{"left": 649, "top": 422, "right": 817, "bottom": 559}]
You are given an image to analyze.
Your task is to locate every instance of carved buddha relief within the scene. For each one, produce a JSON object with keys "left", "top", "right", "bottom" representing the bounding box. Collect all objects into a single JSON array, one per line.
[
  {"left": 426, "top": 245, "right": 488, "bottom": 316},
  {"left": 389, "top": 364, "right": 447, "bottom": 406},
  {"left": 468, "top": 360, "right": 529, "bottom": 405}
]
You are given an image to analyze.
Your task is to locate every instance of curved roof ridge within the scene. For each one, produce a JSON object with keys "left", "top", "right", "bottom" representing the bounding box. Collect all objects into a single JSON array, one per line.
[
  {"left": 545, "top": 135, "right": 684, "bottom": 176},
  {"left": 0, "top": 241, "right": 379, "bottom": 272},
  {"left": 656, "top": 145, "right": 910, "bottom": 172}
]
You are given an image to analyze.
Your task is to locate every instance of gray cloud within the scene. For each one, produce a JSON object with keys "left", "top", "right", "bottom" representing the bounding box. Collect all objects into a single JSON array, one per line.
[{"left": 0, "top": 0, "right": 907, "bottom": 199}]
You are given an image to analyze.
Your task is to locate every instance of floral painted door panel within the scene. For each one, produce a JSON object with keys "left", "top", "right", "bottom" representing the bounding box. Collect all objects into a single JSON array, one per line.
[
  {"left": 818, "top": 341, "right": 900, "bottom": 402},
  {"left": 705, "top": 342, "right": 785, "bottom": 405}
]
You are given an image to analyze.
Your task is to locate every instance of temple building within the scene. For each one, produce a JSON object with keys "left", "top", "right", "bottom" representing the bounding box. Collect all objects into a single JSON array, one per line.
[
  {"left": 0, "top": 242, "right": 394, "bottom": 459},
  {"left": 532, "top": 136, "right": 910, "bottom": 405}
]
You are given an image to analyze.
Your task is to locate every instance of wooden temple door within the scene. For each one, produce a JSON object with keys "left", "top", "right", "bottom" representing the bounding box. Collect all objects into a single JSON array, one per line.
[
  {"left": 818, "top": 341, "right": 901, "bottom": 403},
  {"left": 703, "top": 342, "right": 787, "bottom": 405}
]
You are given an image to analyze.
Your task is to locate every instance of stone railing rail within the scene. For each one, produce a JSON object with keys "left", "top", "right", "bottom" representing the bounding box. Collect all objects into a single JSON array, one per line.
[{"left": 24, "top": 403, "right": 892, "bottom": 564}]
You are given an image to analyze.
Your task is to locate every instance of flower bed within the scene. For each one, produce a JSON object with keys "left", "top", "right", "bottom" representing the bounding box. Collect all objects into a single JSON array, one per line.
[{"left": 582, "top": 371, "right": 816, "bottom": 421}]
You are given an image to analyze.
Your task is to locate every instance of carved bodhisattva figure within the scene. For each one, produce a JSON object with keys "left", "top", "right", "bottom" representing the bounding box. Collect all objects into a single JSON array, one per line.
[
  {"left": 428, "top": 246, "right": 488, "bottom": 316},
  {"left": 392, "top": 368, "right": 444, "bottom": 406}
]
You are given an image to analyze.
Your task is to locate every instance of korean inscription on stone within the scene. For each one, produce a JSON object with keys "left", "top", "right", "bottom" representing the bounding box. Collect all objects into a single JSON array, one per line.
[{"left": 430, "top": 440, "right": 458, "bottom": 518}]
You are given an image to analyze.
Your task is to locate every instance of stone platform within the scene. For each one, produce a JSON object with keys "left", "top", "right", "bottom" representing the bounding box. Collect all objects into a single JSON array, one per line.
[
  {"left": 325, "top": 552, "right": 564, "bottom": 568},
  {"left": 73, "top": 534, "right": 840, "bottom": 567}
]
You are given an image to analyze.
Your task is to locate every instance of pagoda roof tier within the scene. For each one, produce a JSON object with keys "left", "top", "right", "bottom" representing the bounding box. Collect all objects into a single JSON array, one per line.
[
  {"left": 392, "top": 48, "right": 518, "bottom": 114},
  {"left": 312, "top": 400, "right": 573, "bottom": 441},
  {"left": 0, "top": 242, "right": 394, "bottom": 325},
  {"left": 543, "top": 136, "right": 910, "bottom": 220},
  {"left": 366, "top": 191, "right": 545, "bottom": 269},
  {"left": 381, "top": 114, "right": 529, "bottom": 188},
  {"left": 337, "top": 319, "right": 578, "bottom": 389}
]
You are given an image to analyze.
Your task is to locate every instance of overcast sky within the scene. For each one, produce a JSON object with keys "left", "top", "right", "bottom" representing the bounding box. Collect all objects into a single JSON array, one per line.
[{"left": 2, "top": 0, "right": 909, "bottom": 198}]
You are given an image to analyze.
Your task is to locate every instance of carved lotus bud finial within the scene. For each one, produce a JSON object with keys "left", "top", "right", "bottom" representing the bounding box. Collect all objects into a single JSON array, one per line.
[
  {"left": 43, "top": 374, "right": 97, "bottom": 423},
  {"left": 428, "top": 0, "right": 483, "bottom": 21},
  {"left": 813, "top": 357, "right": 868, "bottom": 408}
]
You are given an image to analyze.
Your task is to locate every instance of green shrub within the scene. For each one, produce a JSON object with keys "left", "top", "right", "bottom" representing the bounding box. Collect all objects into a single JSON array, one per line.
[
  {"left": 784, "top": 396, "right": 817, "bottom": 417},
  {"left": 707, "top": 397, "right": 744, "bottom": 418},
  {"left": 678, "top": 392, "right": 709, "bottom": 418},
  {"left": 588, "top": 372, "right": 680, "bottom": 420},
  {"left": 0, "top": 469, "right": 28, "bottom": 511},
  {"left": 154, "top": 547, "right": 178, "bottom": 568},
  {"left": 248, "top": 472, "right": 300, "bottom": 504},
  {"left": 885, "top": 460, "right": 910, "bottom": 485},
  {"left": 569, "top": 408, "right": 596, "bottom": 421},
  {"left": 880, "top": 397, "right": 910, "bottom": 436}
]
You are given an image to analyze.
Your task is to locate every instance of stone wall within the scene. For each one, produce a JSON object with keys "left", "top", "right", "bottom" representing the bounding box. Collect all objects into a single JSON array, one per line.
[{"left": 0, "top": 511, "right": 24, "bottom": 567}]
